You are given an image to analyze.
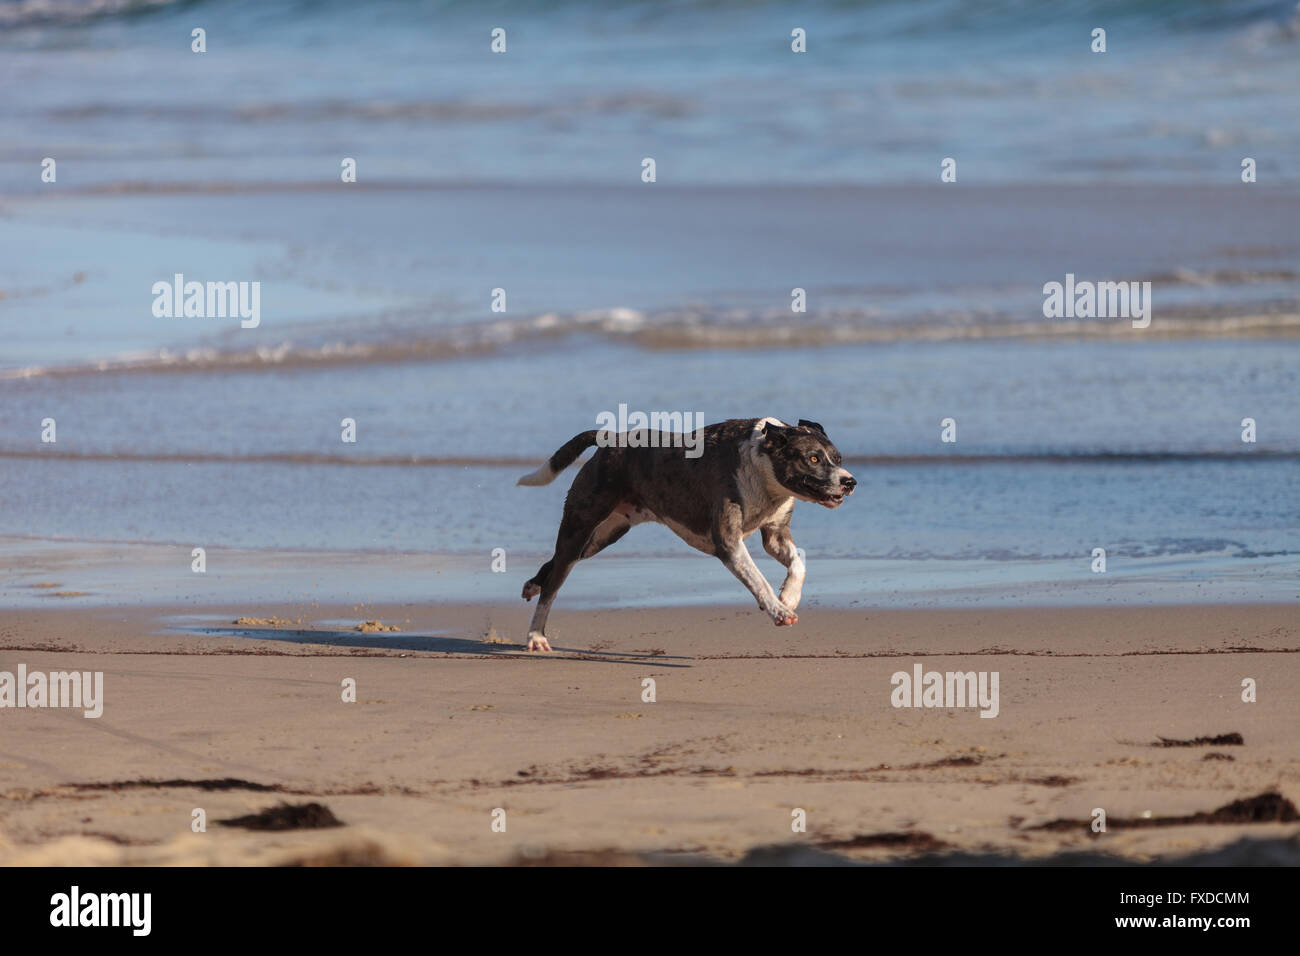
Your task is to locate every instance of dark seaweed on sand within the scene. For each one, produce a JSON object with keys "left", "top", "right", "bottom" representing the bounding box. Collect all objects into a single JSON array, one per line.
[{"left": 216, "top": 802, "right": 344, "bottom": 831}]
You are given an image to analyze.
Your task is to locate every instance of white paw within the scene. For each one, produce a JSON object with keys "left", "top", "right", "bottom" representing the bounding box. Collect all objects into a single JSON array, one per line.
[
  {"left": 771, "top": 606, "right": 798, "bottom": 627},
  {"left": 526, "top": 632, "right": 552, "bottom": 652}
]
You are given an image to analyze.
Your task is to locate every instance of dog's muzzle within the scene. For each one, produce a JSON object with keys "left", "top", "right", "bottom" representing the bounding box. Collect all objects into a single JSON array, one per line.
[{"left": 807, "top": 474, "right": 855, "bottom": 509}]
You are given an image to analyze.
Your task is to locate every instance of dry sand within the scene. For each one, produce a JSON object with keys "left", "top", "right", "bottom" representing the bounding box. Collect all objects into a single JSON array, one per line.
[{"left": 0, "top": 602, "right": 1297, "bottom": 865}]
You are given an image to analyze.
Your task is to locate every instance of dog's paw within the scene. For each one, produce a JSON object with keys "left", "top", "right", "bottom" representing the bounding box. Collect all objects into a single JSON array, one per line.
[
  {"left": 526, "top": 631, "right": 552, "bottom": 652},
  {"left": 522, "top": 581, "right": 540, "bottom": 601},
  {"left": 772, "top": 606, "right": 798, "bottom": 627}
]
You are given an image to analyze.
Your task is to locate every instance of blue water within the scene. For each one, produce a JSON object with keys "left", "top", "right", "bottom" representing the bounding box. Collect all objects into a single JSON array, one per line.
[
  {"left": 2, "top": 340, "right": 1296, "bottom": 573},
  {"left": 0, "top": 0, "right": 1296, "bottom": 607},
  {"left": 2, "top": 0, "right": 1299, "bottom": 189}
]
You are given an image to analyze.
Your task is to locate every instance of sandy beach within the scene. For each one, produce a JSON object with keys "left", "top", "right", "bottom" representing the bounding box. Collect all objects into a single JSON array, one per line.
[{"left": 2, "top": 601, "right": 1296, "bottom": 865}]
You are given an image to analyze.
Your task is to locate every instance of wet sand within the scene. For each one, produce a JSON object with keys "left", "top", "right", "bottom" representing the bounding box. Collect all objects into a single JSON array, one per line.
[{"left": 1, "top": 601, "right": 1297, "bottom": 865}]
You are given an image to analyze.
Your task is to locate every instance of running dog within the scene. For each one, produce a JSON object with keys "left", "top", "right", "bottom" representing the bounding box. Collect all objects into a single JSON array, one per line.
[{"left": 517, "top": 417, "right": 855, "bottom": 651}]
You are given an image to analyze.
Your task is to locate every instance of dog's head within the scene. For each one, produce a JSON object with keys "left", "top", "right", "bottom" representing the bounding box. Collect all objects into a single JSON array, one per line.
[{"left": 760, "top": 419, "right": 856, "bottom": 509}]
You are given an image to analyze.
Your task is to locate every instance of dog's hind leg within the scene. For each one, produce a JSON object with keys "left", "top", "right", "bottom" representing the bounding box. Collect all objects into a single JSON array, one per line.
[
  {"left": 524, "top": 467, "right": 624, "bottom": 651},
  {"left": 521, "top": 515, "right": 628, "bottom": 603},
  {"left": 524, "top": 531, "right": 593, "bottom": 652},
  {"left": 581, "top": 513, "right": 632, "bottom": 558},
  {"left": 521, "top": 559, "right": 552, "bottom": 602}
]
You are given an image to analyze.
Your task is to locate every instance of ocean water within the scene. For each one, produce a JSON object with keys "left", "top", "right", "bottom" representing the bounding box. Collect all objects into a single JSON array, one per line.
[
  {"left": 3, "top": 0, "right": 1300, "bottom": 189},
  {"left": 0, "top": 0, "right": 1297, "bottom": 608}
]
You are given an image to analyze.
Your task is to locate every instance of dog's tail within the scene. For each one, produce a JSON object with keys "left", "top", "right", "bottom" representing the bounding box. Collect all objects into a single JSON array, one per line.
[{"left": 517, "top": 430, "right": 600, "bottom": 486}]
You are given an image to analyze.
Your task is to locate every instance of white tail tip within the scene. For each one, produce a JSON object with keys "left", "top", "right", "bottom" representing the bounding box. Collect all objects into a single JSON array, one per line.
[{"left": 516, "top": 464, "right": 556, "bottom": 486}]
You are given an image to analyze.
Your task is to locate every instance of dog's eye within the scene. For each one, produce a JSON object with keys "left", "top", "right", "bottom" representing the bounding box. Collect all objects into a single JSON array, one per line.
[{"left": 809, "top": 455, "right": 819, "bottom": 464}]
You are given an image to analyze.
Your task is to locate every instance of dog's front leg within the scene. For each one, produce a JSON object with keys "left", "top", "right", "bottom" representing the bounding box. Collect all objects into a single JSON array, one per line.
[
  {"left": 714, "top": 504, "right": 797, "bottom": 626},
  {"left": 761, "top": 524, "right": 805, "bottom": 610}
]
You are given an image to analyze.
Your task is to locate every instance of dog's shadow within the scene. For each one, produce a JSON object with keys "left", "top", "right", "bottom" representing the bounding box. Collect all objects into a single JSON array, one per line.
[{"left": 178, "top": 625, "right": 691, "bottom": 665}]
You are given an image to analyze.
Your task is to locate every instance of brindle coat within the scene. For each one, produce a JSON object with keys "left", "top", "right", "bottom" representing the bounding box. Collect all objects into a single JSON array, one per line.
[{"left": 516, "top": 417, "right": 856, "bottom": 651}]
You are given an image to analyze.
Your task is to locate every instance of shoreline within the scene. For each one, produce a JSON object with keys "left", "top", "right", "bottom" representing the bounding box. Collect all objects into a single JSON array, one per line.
[{"left": 3, "top": 536, "right": 1297, "bottom": 612}]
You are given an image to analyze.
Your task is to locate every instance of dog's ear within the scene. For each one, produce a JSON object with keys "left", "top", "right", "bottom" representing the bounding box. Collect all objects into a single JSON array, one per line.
[
  {"left": 797, "top": 419, "right": 827, "bottom": 437},
  {"left": 760, "top": 421, "right": 790, "bottom": 445}
]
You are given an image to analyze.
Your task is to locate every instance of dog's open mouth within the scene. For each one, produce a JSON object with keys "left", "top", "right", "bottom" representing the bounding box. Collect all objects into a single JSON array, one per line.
[{"left": 798, "top": 478, "right": 850, "bottom": 509}]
